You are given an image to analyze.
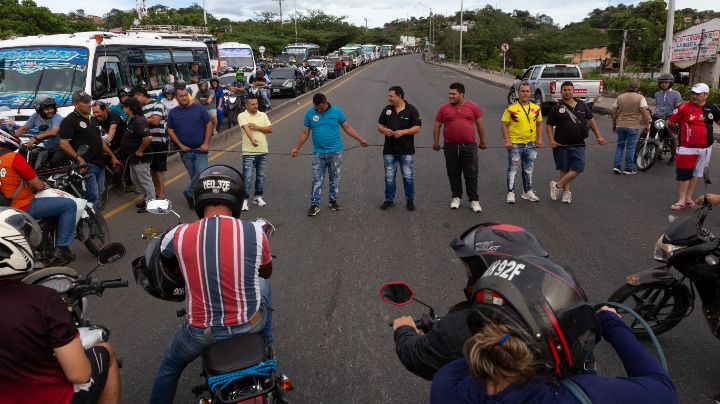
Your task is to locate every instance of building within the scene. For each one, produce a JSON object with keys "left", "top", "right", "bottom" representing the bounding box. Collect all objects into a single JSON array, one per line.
[
  {"left": 564, "top": 47, "right": 613, "bottom": 70},
  {"left": 663, "top": 17, "right": 720, "bottom": 89}
]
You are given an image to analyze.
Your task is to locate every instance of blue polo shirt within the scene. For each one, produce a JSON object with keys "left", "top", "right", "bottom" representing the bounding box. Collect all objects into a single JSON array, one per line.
[
  {"left": 303, "top": 104, "right": 347, "bottom": 154},
  {"left": 167, "top": 103, "right": 211, "bottom": 149}
]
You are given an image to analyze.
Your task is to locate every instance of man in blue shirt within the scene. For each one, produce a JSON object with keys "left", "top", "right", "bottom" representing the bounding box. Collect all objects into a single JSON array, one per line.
[
  {"left": 166, "top": 87, "right": 213, "bottom": 208},
  {"left": 291, "top": 93, "right": 368, "bottom": 216},
  {"left": 653, "top": 73, "right": 683, "bottom": 164},
  {"left": 16, "top": 96, "right": 62, "bottom": 151}
]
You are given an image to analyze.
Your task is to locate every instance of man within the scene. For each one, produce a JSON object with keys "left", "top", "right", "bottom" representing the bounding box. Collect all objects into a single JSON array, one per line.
[
  {"left": 377, "top": 85, "right": 422, "bottom": 211},
  {"left": 546, "top": 81, "right": 606, "bottom": 204},
  {"left": 91, "top": 101, "right": 126, "bottom": 151},
  {"left": 501, "top": 82, "right": 544, "bottom": 204},
  {"left": 652, "top": 73, "right": 683, "bottom": 164},
  {"left": 189, "top": 63, "right": 200, "bottom": 84},
  {"left": 133, "top": 87, "right": 168, "bottom": 201},
  {"left": 193, "top": 79, "right": 217, "bottom": 133},
  {"left": 239, "top": 96, "right": 273, "bottom": 211},
  {"left": 121, "top": 97, "right": 155, "bottom": 212},
  {"left": 160, "top": 84, "right": 179, "bottom": 113},
  {"left": 17, "top": 96, "right": 62, "bottom": 152},
  {"left": 149, "top": 165, "right": 273, "bottom": 404},
  {"left": 228, "top": 71, "right": 249, "bottom": 94},
  {"left": 109, "top": 85, "right": 131, "bottom": 123},
  {"left": 433, "top": 82, "right": 487, "bottom": 213},
  {"left": 610, "top": 79, "right": 650, "bottom": 175},
  {"left": 251, "top": 71, "right": 272, "bottom": 110},
  {"left": 0, "top": 207, "right": 121, "bottom": 404},
  {"left": 334, "top": 58, "right": 343, "bottom": 78},
  {"left": 669, "top": 83, "right": 720, "bottom": 211},
  {"left": 58, "top": 91, "right": 121, "bottom": 208},
  {"left": 291, "top": 93, "right": 369, "bottom": 216},
  {"left": 166, "top": 87, "right": 213, "bottom": 208}
]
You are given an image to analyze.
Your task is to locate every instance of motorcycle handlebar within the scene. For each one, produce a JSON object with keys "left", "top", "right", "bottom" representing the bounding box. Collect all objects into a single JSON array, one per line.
[
  {"left": 99, "top": 279, "right": 129, "bottom": 289},
  {"left": 670, "top": 240, "right": 719, "bottom": 262}
]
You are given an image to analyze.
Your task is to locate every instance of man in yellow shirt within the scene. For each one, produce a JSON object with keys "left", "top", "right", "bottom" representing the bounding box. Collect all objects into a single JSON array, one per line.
[
  {"left": 238, "top": 95, "right": 273, "bottom": 210},
  {"left": 501, "top": 82, "right": 544, "bottom": 203}
]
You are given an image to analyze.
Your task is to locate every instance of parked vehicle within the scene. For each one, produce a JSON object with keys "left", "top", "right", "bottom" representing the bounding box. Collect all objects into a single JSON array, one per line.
[
  {"left": 339, "top": 45, "right": 361, "bottom": 68},
  {"left": 269, "top": 67, "right": 306, "bottom": 98},
  {"left": 307, "top": 59, "right": 328, "bottom": 81},
  {"left": 507, "top": 64, "right": 603, "bottom": 110}
]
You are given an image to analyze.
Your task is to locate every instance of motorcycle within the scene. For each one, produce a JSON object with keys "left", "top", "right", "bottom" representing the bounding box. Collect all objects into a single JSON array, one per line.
[
  {"left": 634, "top": 115, "right": 675, "bottom": 171},
  {"left": 248, "top": 85, "right": 271, "bottom": 112},
  {"left": 224, "top": 86, "right": 246, "bottom": 130},
  {"left": 609, "top": 168, "right": 720, "bottom": 339}
]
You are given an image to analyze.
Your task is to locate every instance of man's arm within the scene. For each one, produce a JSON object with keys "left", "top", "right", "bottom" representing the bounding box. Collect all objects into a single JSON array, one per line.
[
  {"left": 199, "top": 120, "right": 213, "bottom": 153},
  {"left": 59, "top": 139, "right": 81, "bottom": 163},
  {"left": 54, "top": 337, "right": 92, "bottom": 384},
  {"left": 101, "top": 139, "right": 120, "bottom": 165},
  {"left": 136, "top": 135, "right": 153, "bottom": 155},
  {"left": 242, "top": 124, "right": 259, "bottom": 146},
  {"left": 535, "top": 120, "right": 544, "bottom": 147},
  {"left": 15, "top": 126, "right": 29, "bottom": 137},
  {"left": 146, "top": 114, "right": 162, "bottom": 126},
  {"left": 378, "top": 124, "right": 394, "bottom": 137},
  {"left": 166, "top": 128, "right": 189, "bottom": 152},
  {"left": 340, "top": 122, "right": 368, "bottom": 146},
  {"left": 106, "top": 123, "right": 118, "bottom": 142},
  {"left": 501, "top": 121, "right": 512, "bottom": 150},
  {"left": 291, "top": 126, "right": 311, "bottom": 157},
  {"left": 394, "top": 125, "right": 421, "bottom": 138},
  {"left": 432, "top": 121, "right": 442, "bottom": 151},
  {"left": 546, "top": 124, "right": 557, "bottom": 147},
  {"left": 475, "top": 118, "right": 487, "bottom": 149},
  {"left": 589, "top": 118, "right": 606, "bottom": 144}
]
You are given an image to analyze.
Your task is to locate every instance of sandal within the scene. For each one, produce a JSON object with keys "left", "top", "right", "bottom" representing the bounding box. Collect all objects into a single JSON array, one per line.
[
  {"left": 685, "top": 201, "right": 696, "bottom": 208},
  {"left": 671, "top": 203, "right": 686, "bottom": 211}
]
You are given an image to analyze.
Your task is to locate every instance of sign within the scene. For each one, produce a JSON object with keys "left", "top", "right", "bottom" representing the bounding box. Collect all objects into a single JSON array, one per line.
[
  {"left": 451, "top": 25, "right": 468, "bottom": 32},
  {"left": 400, "top": 36, "right": 416, "bottom": 47},
  {"left": 671, "top": 30, "right": 720, "bottom": 61},
  {"left": 501, "top": 42, "right": 510, "bottom": 52}
]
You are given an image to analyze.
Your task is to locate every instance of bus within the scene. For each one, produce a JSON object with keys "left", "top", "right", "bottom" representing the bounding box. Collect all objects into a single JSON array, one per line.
[
  {"left": 217, "top": 42, "right": 255, "bottom": 74},
  {"left": 360, "top": 44, "right": 380, "bottom": 61},
  {"left": 339, "top": 45, "right": 361, "bottom": 67},
  {"left": 0, "top": 31, "right": 212, "bottom": 122},
  {"left": 381, "top": 44, "right": 394, "bottom": 58},
  {"left": 279, "top": 43, "right": 320, "bottom": 63},
  {"left": 129, "top": 25, "right": 218, "bottom": 73}
]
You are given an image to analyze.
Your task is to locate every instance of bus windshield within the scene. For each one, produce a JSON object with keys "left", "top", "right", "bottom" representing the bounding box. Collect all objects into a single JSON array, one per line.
[
  {"left": 339, "top": 49, "right": 356, "bottom": 55},
  {"left": 0, "top": 46, "right": 88, "bottom": 108},
  {"left": 285, "top": 47, "right": 308, "bottom": 55},
  {"left": 218, "top": 48, "right": 254, "bottom": 70},
  {"left": 360, "top": 46, "right": 374, "bottom": 54}
]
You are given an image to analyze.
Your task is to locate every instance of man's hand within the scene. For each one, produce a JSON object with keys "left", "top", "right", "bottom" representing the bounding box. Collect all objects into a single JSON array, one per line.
[
  {"left": 549, "top": 140, "right": 559, "bottom": 148},
  {"left": 596, "top": 137, "right": 607, "bottom": 145},
  {"left": 536, "top": 140, "right": 544, "bottom": 148},
  {"left": 697, "top": 193, "right": 720, "bottom": 206},
  {"left": 178, "top": 144, "right": 191, "bottom": 153},
  {"left": 432, "top": 143, "right": 441, "bottom": 151},
  {"left": 134, "top": 150, "right": 143, "bottom": 157},
  {"left": 478, "top": 141, "right": 487, "bottom": 150},
  {"left": 291, "top": 148, "right": 300, "bottom": 157},
  {"left": 612, "top": 124, "right": 617, "bottom": 133},
  {"left": 26, "top": 137, "right": 37, "bottom": 147},
  {"left": 250, "top": 138, "right": 258, "bottom": 147},
  {"left": 199, "top": 143, "right": 209, "bottom": 153},
  {"left": 392, "top": 316, "right": 419, "bottom": 332},
  {"left": 597, "top": 306, "right": 621, "bottom": 318},
  {"left": 248, "top": 123, "right": 258, "bottom": 130},
  {"left": 360, "top": 139, "right": 369, "bottom": 147},
  {"left": 383, "top": 128, "right": 394, "bottom": 137},
  {"left": 505, "top": 140, "right": 513, "bottom": 151},
  {"left": 75, "top": 156, "right": 87, "bottom": 173}
]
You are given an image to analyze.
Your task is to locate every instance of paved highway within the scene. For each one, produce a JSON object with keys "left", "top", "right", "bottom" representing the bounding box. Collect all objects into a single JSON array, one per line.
[{"left": 73, "top": 54, "right": 718, "bottom": 403}]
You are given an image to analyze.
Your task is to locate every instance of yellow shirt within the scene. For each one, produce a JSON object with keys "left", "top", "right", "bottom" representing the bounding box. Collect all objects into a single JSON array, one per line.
[
  {"left": 501, "top": 102, "right": 542, "bottom": 144},
  {"left": 238, "top": 110, "right": 272, "bottom": 154}
]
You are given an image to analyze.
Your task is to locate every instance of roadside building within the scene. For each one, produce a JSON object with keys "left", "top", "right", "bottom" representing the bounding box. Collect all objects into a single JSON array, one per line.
[{"left": 663, "top": 17, "right": 720, "bottom": 89}]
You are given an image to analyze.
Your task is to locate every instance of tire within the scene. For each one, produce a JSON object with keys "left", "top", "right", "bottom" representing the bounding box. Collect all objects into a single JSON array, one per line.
[
  {"left": 83, "top": 209, "right": 109, "bottom": 256},
  {"left": 507, "top": 88, "right": 518, "bottom": 105},
  {"left": 97, "top": 187, "right": 109, "bottom": 212},
  {"left": 533, "top": 92, "right": 544, "bottom": 109},
  {"left": 292, "top": 88, "right": 298, "bottom": 98},
  {"left": 635, "top": 142, "right": 659, "bottom": 171},
  {"left": 608, "top": 282, "right": 691, "bottom": 339}
]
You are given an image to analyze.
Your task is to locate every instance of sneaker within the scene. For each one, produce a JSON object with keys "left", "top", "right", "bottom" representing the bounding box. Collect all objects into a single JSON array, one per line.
[
  {"left": 406, "top": 199, "right": 415, "bottom": 211},
  {"left": 506, "top": 192, "right": 516, "bottom": 204},
  {"left": 450, "top": 197, "right": 461, "bottom": 209},
  {"left": 242, "top": 200, "right": 249, "bottom": 211},
  {"left": 136, "top": 201, "right": 147, "bottom": 213},
  {"left": 521, "top": 190, "right": 540, "bottom": 202},
  {"left": 253, "top": 196, "right": 267, "bottom": 207},
  {"left": 307, "top": 204, "right": 320, "bottom": 216},
  {"left": 623, "top": 169, "right": 637, "bottom": 175},
  {"left": 562, "top": 191, "right": 572, "bottom": 204},
  {"left": 613, "top": 167, "right": 622, "bottom": 174},
  {"left": 380, "top": 201, "right": 395, "bottom": 210},
  {"left": 549, "top": 181, "right": 561, "bottom": 201},
  {"left": 329, "top": 199, "right": 340, "bottom": 211},
  {"left": 470, "top": 201, "right": 482, "bottom": 213},
  {"left": 52, "top": 246, "right": 76, "bottom": 266}
]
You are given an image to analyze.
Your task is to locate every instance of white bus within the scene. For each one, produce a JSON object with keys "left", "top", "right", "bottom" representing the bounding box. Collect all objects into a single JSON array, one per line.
[
  {"left": 217, "top": 42, "right": 255, "bottom": 74},
  {"left": 360, "top": 44, "right": 380, "bottom": 61},
  {"left": 129, "top": 26, "right": 219, "bottom": 74},
  {"left": 0, "top": 31, "right": 212, "bottom": 122}
]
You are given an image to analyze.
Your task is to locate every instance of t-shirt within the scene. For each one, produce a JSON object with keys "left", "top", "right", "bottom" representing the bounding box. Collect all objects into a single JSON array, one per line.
[
  {"left": 378, "top": 102, "right": 422, "bottom": 155},
  {"left": 653, "top": 89, "right": 682, "bottom": 117},
  {"left": 546, "top": 100, "right": 594, "bottom": 146},
  {"left": 0, "top": 151, "right": 37, "bottom": 210},
  {"left": 23, "top": 113, "right": 63, "bottom": 149},
  {"left": 142, "top": 101, "right": 166, "bottom": 143},
  {"left": 109, "top": 103, "right": 128, "bottom": 123},
  {"left": 668, "top": 101, "right": 720, "bottom": 148},
  {"left": 160, "top": 98, "right": 179, "bottom": 113},
  {"left": 58, "top": 110, "right": 105, "bottom": 166},
  {"left": 214, "top": 87, "right": 225, "bottom": 108},
  {"left": 435, "top": 101, "right": 483, "bottom": 144},
  {"left": 303, "top": 104, "right": 347, "bottom": 154},
  {"left": 167, "top": 103, "right": 211, "bottom": 149},
  {"left": 121, "top": 115, "right": 152, "bottom": 163},
  {"left": 196, "top": 88, "right": 215, "bottom": 111},
  {"left": 238, "top": 110, "right": 272, "bottom": 155},
  {"left": 0, "top": 280, "right": 79, "bottom": 404},
  {"left": 501, "top": 102, "right": 542, "bottom": 144},
  {"left": 92, "top": 109, "right": 126, "bottom": 149}
]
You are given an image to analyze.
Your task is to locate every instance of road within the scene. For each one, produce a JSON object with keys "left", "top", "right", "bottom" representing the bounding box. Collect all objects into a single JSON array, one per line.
[{"left": 73, "top": 54, "right": 718, "bottom": 403}]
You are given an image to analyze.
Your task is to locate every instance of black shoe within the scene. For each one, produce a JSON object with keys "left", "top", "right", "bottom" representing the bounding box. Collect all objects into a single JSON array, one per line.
[
  {"left": 307, "top": 204, "right": 320, "bottom": 216},
  {"left": 668, "top": 156, "right": 675, "bottom": 165},
  {"left": 329, "top": 199, "right": 340, "bottom": 211},
  {"left": 184, "top": 191, "right": 194, "bottom": 209},
  {"left": 379, "top": 201, "right": 395, "bottom": 210},
  {"left": 52, "top": 247, "right": 76, "bottom": 266},
  {"left": 406, "top": 199, "right": 415, "bottom": 211},
  {"left": 135, "top": 201, "right": 146, "bottom": 209}
]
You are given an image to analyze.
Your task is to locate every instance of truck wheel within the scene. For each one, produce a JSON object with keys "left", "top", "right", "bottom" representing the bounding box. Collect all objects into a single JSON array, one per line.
[
  {"left": 507, "top": 88, "right": 518, "bottom": 105},
  {"left": 534, "top": 92, "right": 543, "bottom": 108}
]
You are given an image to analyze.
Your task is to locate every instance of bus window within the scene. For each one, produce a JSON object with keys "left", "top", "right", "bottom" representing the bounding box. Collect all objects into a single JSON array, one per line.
[
  {"left": 194, "top": 50, "right": 211, "bottom": 79},
  {"left": 145, "top": 49, "right": 173, "bottom": 89},
  {"left": 172, "top": 50, "right": 194, "bottom": 82},
  {"left": 130, "top": 65, "right": 147, "bottom": 87},
  {"left": 94, "top": 56, "right": 124, "bottom": 97}
]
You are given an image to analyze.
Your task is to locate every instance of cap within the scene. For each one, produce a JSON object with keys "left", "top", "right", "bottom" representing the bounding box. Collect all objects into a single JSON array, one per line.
[
  {"left": 71, "top": 90, "right": 92, "bottom": 103},
  {"left": 691, "top": 83, "right": 710, "bottom": 94}
]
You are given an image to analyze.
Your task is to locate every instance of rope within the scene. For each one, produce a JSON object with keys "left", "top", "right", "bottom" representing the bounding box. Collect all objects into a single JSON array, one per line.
[{"left": 206, "top": 359, "right": 277, "bottom": 392}]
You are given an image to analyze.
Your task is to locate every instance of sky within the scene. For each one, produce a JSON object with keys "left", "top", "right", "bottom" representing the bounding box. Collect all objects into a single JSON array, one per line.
[{"left": 36, "top": 0, "right": 720, "bottom": 29}]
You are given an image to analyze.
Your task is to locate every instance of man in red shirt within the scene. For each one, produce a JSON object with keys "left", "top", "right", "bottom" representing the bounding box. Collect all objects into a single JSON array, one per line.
[{"left": 433, "top": 82, "right": 487, "bottom": 212}]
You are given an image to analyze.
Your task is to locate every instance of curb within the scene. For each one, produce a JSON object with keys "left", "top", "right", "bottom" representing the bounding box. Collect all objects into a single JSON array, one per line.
[{"left": 431, "top": 62, "right": 513, "bottom": 92}]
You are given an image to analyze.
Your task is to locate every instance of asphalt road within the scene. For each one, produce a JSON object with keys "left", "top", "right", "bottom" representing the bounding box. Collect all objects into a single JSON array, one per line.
[{"left": 72, "top": 54, "right": 718, "bottom": 403}]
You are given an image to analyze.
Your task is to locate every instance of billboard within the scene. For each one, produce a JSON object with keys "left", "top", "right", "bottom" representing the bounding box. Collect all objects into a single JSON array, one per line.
[
  {"left": 671, "top": 30, "right": 720, "bottom": 61},
  {"left": 400, "top": 36, "right": 416, "bottom": 47}
]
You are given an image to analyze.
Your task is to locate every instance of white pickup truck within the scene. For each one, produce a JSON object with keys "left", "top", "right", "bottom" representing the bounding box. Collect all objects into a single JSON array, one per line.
[{"left": 507, "top": 64, "right": 603, "bottom": 109}]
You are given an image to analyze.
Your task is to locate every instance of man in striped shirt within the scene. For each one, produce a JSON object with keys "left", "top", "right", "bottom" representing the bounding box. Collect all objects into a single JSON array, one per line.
[
  {"left": 133, "top": 87, "right": 168, "bottom": 201},
  {"left": 149, "top": 165, "right": 273, "bottom": 404}
]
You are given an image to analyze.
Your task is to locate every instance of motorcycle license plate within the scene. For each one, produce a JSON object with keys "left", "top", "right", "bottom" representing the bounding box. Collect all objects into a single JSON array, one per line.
[{"left": 273, "top": 89, "right": 280, "bottom": 93}]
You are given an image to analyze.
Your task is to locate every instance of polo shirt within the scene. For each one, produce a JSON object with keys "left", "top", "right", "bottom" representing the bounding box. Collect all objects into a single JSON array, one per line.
[
  {"left": 238, "top": 110, "right": 272, "bottom": 155},
  {"left": 546, "top": 100, "right": 593, "bottom": 146},
  {"left": 58, "top": 110, "right": 105, "bottom": 166},
  {"left": 501, "top": 102, "right": 542, "bottom": 144},
  {"left": 304, "top": 104, "right": 347, "bottom": 154},
  {"left": 378, "top": 102, "right": 422, "bottom": 155},
  {"left": 23, "top": 113, "right": 63, "bottom": 149},
  {"left": 435, "top": 101, "right": 483, "bottom": 144},
  {"left": 142, "top": 101, "right": 166, "bottom": 143},
  {"left": 167, "top": 103, "right": 211, "bottom": 149}
]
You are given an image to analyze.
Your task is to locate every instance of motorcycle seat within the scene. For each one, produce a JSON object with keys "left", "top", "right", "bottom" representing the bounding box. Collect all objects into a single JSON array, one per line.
[{"left": 202, "top": 333, "right": 268, "bottom": 375}]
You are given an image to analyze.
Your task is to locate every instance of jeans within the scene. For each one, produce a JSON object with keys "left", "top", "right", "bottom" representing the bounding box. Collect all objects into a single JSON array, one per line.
[
  {"left": 311, "top": 152, "right": 342, "bottom": 205},
  {"left": 443, "top": 143, "right": 479, "bottom": 201},
  {"left": 180, "top": 151, "right": 209, "bottom": 198},
  {"left": 383, "top": 154, "right": 414, "bottom": 201},
  {"left": 149, "top": 278, "right": 273, "bottom": 404},
  {"left": 614, "top": 128, "right": 639, "bottom": 170},
  {"left": 26, "top": 197, "right": 77, "bottom": 247},
  {"left": 216, "top": 106, "right": 224, "bottom": 129},
  {"left": 507, "top": 142, "right": 538, "bottom": 193},
  {"left": 83, "top": 163, "right": 105, "bottom": 207},
  {"left": 258, "top": 88, "right": 271, "bottom": 108},
  {"left": 242, "top": 154, "right": 268, "bottom": 198}
]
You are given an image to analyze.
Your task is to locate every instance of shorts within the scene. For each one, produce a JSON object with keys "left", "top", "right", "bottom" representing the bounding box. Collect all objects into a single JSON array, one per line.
[
  {"left": 207, "top": 109, "right": 217, "bottom": 114},
  {"left": 70, "top": 346, "right": 110, "bottom": 404},
  {"left": 150, "top": 141, "right": 168, "bottom": 172},
  {"left": 676, "top": 146, "right": 712, "bottom": 181},
  {"left": 553, "top": 146, "right": 586, "bottom": 173}
]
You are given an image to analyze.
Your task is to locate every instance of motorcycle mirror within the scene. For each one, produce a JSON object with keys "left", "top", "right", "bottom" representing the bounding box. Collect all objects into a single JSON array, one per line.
[
  {"left": 146, "top": 199, "right": 173, "bottom": 214},
  {"left": 38, "top": 124, "right": 49, "bottom": 132},
  {"left": 703, "top": 167, "right": 712, "bottom": 185},
  {"left": 379, "top": 282, "right": 415, "bottom": 306},
  {"left": 97, "top": 242, "right": 126, "bottom": 265},
  {"left": 77, "top": 144, "right": 89, "bottom": 156},
  {"left": 254, "top": 217, "right": 275, "bottom": 237}
]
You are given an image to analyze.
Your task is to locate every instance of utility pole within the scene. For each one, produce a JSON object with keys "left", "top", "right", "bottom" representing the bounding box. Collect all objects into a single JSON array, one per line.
[
  {"left": 418, "top": 2, "right": 433, "bottom": 47},
  {"left": 365, "top": 18, "right": 368, "bottom": 29},
  {"left": 276, "top": 0, "right": 284, "bottom": 25},
  {"left": 293, "top": 0, "right": 298, "bottom": 42},
  {"left": 459, "top": 0, "right": 464, "bottom": 65},
  {"left": 202, "top": 0, "right": 207, "bottom": 25},
  {"left": 662, "top": 0, "right": 675, "bottom": 73},
  {"left": 619, "top": 29, "right": 627, "bottom": 77}
]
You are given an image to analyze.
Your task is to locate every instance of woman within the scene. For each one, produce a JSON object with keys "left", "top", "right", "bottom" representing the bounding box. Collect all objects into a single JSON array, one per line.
[
  {"left": 210, "top": 77, "right": 224, "bottom": 132},
  {"left": 121, "top": 98, "right": 155, "bottom": 213}
]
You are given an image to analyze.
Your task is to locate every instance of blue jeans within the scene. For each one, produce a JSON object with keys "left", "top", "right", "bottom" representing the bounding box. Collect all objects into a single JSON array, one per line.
[
  {"left": 614, "top": 127, "right": 639, "bottom": 170},
  {"left": 311, "top": 152, "right": 342, "bottom": 205},
  {"left": 242, "top": 154, "right": 268, "bottom": 198},
  {"left": 26, "top": 197, "right": 77, "bottom": 247},
  {"left": 259, "top": 88, "right": 271, "bottom": 108},
  {"left": 507, "top": 142, "right": 537, "bottom": 193},
  {"left": 383, "top": 154, "right": 415, "bottom": 201},
  {"left": 180, "top": 151, "right": 209, "bottom": 198},
  {"left": 83, "top": 163, "right": 105, "bottom": 207},
  {"left": 149, "top": 278, "right": 273, "bottom": 404},
  {"left": 216, "top": 106, "right": 224, "bottom": 129}
]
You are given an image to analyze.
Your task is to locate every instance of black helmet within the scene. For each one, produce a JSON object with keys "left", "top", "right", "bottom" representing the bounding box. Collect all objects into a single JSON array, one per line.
[
  {"left": 468, "top": 255, "right": 601, "bottom": 377},
  {"left": 657, "top": 73, "right": 674, "bottom": 87},
  {"left": 192, "top": 165, "right": 244, "bottom": 219},
  {"left": 0, "top": 123, "right": 21, "bottom": 151},
  {"left": 32, "top": 96, "right": 57, "bottom": 117},
  {"left": 132, "top": 231, "right": 185, "bottom": 302},
  {"left": 118, "top": 85, "right": 132, "bottom": 97},
  {"left": 162, "top": 84, "right": 175, "bottom": 95},
  {"left": 450, "top": 223, "right": 549, "bottom": 299}
]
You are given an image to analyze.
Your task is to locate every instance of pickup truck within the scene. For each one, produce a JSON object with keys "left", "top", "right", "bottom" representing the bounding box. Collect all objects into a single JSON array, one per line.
[{"left": 507, "top": 64, "right": 603, "bottom": 109}]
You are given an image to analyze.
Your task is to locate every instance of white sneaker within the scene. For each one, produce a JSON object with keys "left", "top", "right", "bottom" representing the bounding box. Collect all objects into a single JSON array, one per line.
[
  {"left": 253, "top": 196, "right": 267, "bottom": 207},
  {"left": 450, "top": 197, "right": 461, "bottom": 209},
  {"left": 470, "top": 201, "right": 482, "bottom": 213},
  {"left": 506, "top": 192, "right": 516, "bottom": 204},
  {"left": 521, "top": 190, "right": 540, "bottom": 202},
  {"left": 562, "top": 191, "right": 572, "bottom": 204},
  {"left": 549, "top": 181, "right": 561, "bottom": 201},
  {"left": 242, "top": 199, "right": 249, "bottom": 211}
]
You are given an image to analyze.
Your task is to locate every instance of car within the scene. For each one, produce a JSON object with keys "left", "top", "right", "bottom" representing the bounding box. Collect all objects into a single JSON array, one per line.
[
  {"left": 340, "top": 55, "right": 355, "bottom": 71},
  {"left": 307, "top": 59, "right": 328, "bottom": 81},
  {"left": 268, "top": 67, "right": 306, "bottom": 98}
]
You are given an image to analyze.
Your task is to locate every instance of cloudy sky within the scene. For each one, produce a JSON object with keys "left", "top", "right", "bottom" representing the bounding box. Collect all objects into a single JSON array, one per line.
[{"left": 37, "top": 0, "right": 720, "bottom": 28}]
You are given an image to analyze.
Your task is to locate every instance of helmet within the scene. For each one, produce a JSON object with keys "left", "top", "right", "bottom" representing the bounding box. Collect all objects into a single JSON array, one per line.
[
  {"left": 132, "top": 231, "right": 185, "bottom": 302},
  {"left": 162, "top": 84, "right": 175, "bottom": 95},
  {"left": 235, "top": 71, "right": 245, "bottom": 81},
  {"left": 192, "top": 165, "right": 244, "bottom": 219},
  {"left": 32, "top": 96, "right": 57, "bottom": 117},
  {"left": 450, "top": 223, "right": 548, "bottom": 299},
  {"left": 657, "top": 73, "right": 674, "bottom": 87},
  {"left": 118, "top": 85, "right": 132, "bottom": 97},
  {"left": 0, "top": 124, "right": 21, "bottom": 151},
  {"left": 0, "top": 207, "right": 41, "bottom": 278},
  {"left": 468, "top": 255, "right": 601, "bottom": 377}
]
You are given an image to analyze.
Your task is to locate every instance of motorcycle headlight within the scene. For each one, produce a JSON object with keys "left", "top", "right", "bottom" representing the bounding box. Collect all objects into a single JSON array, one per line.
[
  {"left": 653, "top": 235, "right": 683, "bottom": 262},
  {"left": 653, "top": 119, "right": 666, "bottom": 131},
  {"left": 283, "top": 80, "right": 293, "bottom": 88}
]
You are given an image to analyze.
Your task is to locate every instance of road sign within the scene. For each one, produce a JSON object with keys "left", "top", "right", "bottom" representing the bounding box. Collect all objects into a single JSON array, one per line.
[{"left": 501, "top": 42, "right": 510, "bottom": 52}]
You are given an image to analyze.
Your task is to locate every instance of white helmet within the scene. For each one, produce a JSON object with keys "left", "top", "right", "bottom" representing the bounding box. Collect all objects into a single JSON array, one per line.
[{"left": 0, "top": 207, "right": 41, "bottom": 277}]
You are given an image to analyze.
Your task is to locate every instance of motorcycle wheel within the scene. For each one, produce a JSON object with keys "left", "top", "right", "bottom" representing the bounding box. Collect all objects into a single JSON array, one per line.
[
  {"left": 635, "top": 142, "right": 659, "bottom": 171},
  {"left": 83, "top": 209, "right": 109, "bottom": 255},
  {"left": 608, "top": 283, "right": 691, "bottom": 339}
]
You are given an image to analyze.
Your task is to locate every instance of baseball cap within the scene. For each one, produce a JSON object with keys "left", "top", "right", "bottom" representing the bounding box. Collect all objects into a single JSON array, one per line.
[
  {"left": 691, "top": 83, "right": 710, "bottom": 94},
  {"left": 71, "top": 90, "right": 92, "bottom": 103}
]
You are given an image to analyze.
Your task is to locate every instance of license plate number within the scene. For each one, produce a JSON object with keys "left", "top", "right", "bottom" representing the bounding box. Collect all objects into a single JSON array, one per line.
[{"left": 273, "top": 89, "right": 280, "bottom": 93}]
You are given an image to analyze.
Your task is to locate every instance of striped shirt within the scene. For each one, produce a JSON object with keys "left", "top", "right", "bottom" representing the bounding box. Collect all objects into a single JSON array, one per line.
[
  {"left": 142, "top": 101, "right": 167, "bottom": 143},
  {"left": 161, "top": 216, "right": 272, "bottom": 328}
]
